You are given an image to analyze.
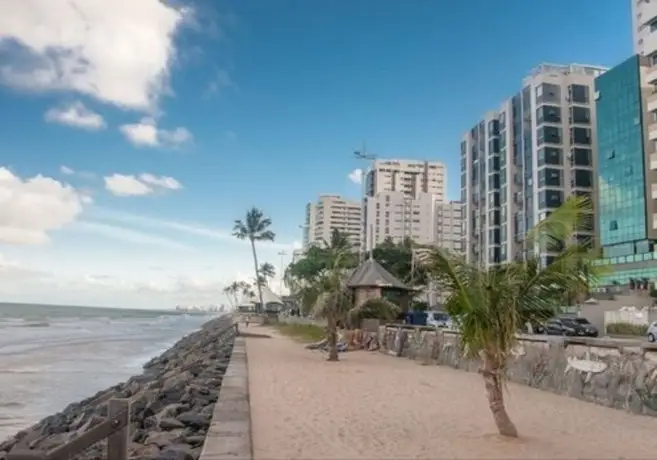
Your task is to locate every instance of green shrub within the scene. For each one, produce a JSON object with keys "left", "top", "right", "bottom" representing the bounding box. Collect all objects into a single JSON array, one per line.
[
  {"left": 272, "top": 323, "right": 326, "bottom": 342},
  {"left": 606, "top": 322, "right": 648, "bottom": 336}
]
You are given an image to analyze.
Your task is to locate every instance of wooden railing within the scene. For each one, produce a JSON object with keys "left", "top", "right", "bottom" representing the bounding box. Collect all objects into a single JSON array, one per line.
[{"left": 8, "top": 399, "right": 130, "bottom": 460}]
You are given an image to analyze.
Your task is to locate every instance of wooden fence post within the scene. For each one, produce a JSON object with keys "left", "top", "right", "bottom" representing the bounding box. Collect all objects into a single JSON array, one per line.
[{"left": 107, "top": 399, "right": 129, "bottom": 460}]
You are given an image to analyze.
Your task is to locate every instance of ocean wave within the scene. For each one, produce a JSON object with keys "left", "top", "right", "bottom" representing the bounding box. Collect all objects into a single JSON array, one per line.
[{"left": 0, "top": 320, "right": 50, "bottom": 328}]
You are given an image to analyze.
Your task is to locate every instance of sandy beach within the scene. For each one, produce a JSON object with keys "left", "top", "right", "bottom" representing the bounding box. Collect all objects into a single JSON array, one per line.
[{"left": 246, "top": 325, "right": 657, "bottom": 459}]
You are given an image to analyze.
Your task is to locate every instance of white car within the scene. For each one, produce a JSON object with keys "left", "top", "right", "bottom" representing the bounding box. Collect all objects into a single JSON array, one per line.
[
  {"left": 426, "top": 311, "right": 452, "bottom": 329},
  {"left": 648, "top": 322, "right": 657, "bottom": 342}
]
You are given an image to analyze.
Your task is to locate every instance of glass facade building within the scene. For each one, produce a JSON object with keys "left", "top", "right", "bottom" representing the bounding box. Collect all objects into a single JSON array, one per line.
[
  {"left": 595, "top": 55, "right": 657, "bottom": 285},
  {"left": 596, "top": 55, "right": 647, "bottom": 253}
]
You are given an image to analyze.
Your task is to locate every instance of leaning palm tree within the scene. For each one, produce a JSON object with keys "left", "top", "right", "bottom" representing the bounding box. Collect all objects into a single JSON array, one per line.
[
  {"left": 233, "top": 208, "right": 275, "bottom": 315},
  {"left": 423, "top": 197, "right": 603, "bottom": 437}
]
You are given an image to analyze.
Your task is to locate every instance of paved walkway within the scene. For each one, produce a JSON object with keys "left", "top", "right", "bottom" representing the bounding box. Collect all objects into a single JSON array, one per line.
[{"left": 245, "top": 325, "right": 657, "bottom": 459}]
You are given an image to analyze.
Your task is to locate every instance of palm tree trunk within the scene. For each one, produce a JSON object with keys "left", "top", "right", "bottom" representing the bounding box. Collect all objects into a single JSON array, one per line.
[
  {"left": 480, "top": 352, "right": 517, "bottom": 437},
  {"left": 250, "top": 239, "right": 266, "bottom": 320},
  {"left": 326, "top": 304, "right": 339, "bottom": 362}
]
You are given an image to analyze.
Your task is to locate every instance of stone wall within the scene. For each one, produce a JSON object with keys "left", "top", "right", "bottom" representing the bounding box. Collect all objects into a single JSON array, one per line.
[{"left": 378, "top": 325, "right": 657, "bottom": 416}]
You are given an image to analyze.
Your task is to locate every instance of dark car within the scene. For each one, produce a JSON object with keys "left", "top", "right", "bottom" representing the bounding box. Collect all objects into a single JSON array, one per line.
[{"left": 544, "top": 317, "right": 598, "bottom": 337}]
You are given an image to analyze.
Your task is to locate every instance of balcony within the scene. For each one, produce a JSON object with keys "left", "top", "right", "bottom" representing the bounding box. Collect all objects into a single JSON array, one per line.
[
  {"left": 653, "top": 213, "right": 657, "bottom": 230},
  {"left": 647, "top": 66, "right": 657, "bottom": 85},
  {"left": 652, "top": 183, "right": 657, "bottom": 200},
  {"left": 644, "top": 31, "right": 657, "bottom": 58},
  {"left": 651, "top": 153, "right": 657, "bottom": 171},
  {"left": 648, "top": 92, "right": 657, "bottom": 113},
  {"left": 649, "top": 125, "right": 657, "bottom": 141}
]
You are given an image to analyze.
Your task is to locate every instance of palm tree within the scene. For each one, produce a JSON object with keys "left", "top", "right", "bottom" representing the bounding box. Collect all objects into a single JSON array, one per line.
[
  {"left": 233, "top": 208, "right": 275, "bottom": 315},
  {"left": 223, "top": 281, "right": 241, "bottom": 308},
  {"left": 422, "top": 197, "right": 603, "bottom": 437},
  {"left": 258, "top": 262, "right": 276, "bottom": 286}
]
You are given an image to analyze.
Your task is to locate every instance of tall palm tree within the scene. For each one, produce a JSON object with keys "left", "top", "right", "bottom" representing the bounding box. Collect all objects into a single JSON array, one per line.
[
  {"left": 233, "top": 208, "right": 275, "bottom": 314},
  {"left": 423, "top": 197, "right": 603, "bottom": 437}
]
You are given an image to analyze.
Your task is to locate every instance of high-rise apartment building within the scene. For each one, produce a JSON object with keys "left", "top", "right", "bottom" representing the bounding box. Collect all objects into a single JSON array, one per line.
[
  {"left": 303, "top": 195, "right": 362, "bottom": 250},
  {"left": 363, "top": 191, "right": 439, "bottom": 251},
  {"left": 365, "top": 159, "right": 446, "bottom": 200},
  {"left": 435, "top": 200, "right": 464, "bottom": 255},
  {"left": 362, "top": 158, "right": 451, "bottom": 252},
  {"left": 633, "top": 0, "right": 657, "bottom": 62},
  {"left": 461, "top": 63, "right": 605, "bottom": 268},
  {"left": 594, "top": 54, "right": 657, "bottom": 284}
]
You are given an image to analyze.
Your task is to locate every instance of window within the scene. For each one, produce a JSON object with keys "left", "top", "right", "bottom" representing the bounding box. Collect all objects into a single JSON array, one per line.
[
  {"left": 572, "top": 169, "right": 593, "bottom": 188},
  {"left": 572, "top": 148, "right": 592, "bottom": 166},
  {"left": 569, "top": 84, "right": 589, "bottom": 104},
  {"left": 536, "top": 83, "right": 560, "bottom": 104},
  {"left": 610, "top": 220, "right": 618, "bottom": 231},
  {"left": 538, "top": 147, "right": 563, "bottom": 166},
  {"left": 571, "top": 127, "right": 592, "bottom": 145},
  {"left": 607, "top": 149, "right": 616, "bottom": 159},
  {"left": 538, "top": 168, "right": 562, "bottom": 187},
  {"left": 537, "top": 126, "right": 562, "bottom": 145},
  {"left": 570, "top": 106, "right": 591, "bottom": 124},
  {"left": 538, "top": 190, "right": 564, "bottom": 209},
  {"left": 536, "top": 105, "right": 561, "bottom": 124}
]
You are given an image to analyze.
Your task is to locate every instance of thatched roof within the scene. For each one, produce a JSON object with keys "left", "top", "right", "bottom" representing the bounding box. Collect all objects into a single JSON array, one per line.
[{"left": 346, "top": 259, "right": 410, "bottom": 291}]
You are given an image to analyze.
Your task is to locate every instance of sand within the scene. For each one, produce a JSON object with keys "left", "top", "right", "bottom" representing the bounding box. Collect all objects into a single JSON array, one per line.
[{"left": 245, "top": 325, "right": 657, "bottom": 459}]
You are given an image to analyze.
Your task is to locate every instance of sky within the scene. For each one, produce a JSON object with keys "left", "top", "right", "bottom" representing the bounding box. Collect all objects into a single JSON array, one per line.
[{"left": 0, "top": 0, "right": 633, "bottom": 309}]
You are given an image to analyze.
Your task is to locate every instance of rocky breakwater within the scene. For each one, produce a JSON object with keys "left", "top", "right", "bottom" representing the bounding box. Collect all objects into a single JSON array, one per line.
[{"left": 0, "top": 315, "right": 237, "bottom": 460}]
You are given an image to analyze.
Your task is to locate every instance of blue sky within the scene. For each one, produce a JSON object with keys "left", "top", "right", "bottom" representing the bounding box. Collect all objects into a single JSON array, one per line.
[{"left": 0, "top": 0, "right": 633, "bottom": 308}]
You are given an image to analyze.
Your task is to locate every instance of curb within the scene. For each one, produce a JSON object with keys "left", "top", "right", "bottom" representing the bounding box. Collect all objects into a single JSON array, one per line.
[{"left": 199, "top": 335, "right": 252, "bottom": 460}]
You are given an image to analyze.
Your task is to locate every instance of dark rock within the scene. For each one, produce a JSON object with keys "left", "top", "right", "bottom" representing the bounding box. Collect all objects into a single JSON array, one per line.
[
  {"left": 145, "top": 430, "right": 184, "bottom": 448},
  {"left": 176, "top": 412, "right": 210, "bottom": 430},
  {"left": 182, "top": 435, "right": 205, "bottom": 447},
  {"left": 159, "top": 418, "right": 185, "bottom": 430}
]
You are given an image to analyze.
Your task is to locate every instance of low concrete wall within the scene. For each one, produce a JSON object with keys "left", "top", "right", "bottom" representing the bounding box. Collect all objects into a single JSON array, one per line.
[
  {"left": 199, "top": 336, "right": 252, "bottom": 460},
  {"left": 276, "top": 316, "right": 327, "bottom": 327},
  {"left": 378, "top": 325, "right": 657, "bottom": 416}
]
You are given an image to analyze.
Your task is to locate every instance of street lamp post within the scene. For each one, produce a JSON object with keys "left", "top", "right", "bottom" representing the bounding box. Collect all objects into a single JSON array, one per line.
[
  {"left": 353, "top": 146, "right": 377, "bottom": 263},
  {"left": 277, "top": 250, "right": 287, "bottom": 296}
]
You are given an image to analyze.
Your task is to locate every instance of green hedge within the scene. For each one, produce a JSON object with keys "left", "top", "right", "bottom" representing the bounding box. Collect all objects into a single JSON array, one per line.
[{"left": 606, "top": 322, "right": 648, "bottom": 336}]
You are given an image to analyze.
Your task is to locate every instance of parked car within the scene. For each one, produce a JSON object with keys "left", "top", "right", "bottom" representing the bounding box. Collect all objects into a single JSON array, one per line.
[
  {"left": 647, "top": 322, "right": 657, "bottom": 342},
  {"left": 544, "top": 316, "right": 598, "bottom": 337},
  {"left": 426, "top": 311, "right": 452, "bottom": 328}
]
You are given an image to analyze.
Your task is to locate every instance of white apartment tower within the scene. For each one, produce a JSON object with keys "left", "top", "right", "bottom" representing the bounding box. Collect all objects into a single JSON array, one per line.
[
  {"left": 303, "top": 195, "right": 362, "bottom": 250},
  {"left": 633, "top": 0, "right": 657, "bottom": 58},
  {"left": 365, "top": 159, "right": 446, "bottom": 201},
  {"left": 461, "top": 63, "right": 605, "bottom": 268}
]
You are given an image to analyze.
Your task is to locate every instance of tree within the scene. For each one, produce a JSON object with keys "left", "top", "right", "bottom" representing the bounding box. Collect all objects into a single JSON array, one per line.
[
  {"left": 284, "top": 229, "right": 358, "bottom": 315},
  {"left": 308, "top": 245, "right": 354, "bottom": 361},
  {"left": 258, "top": 262, "right": 276, "bottom": 286},
  {"left": 233, "top": 208, "right": 275, "bottom": 315},
  {"left": 423, "top": 197, "right": 603, "bottom": 437},
  {"left": 372, "top": 237, "right": 428, "bottom": 286},
  {"left": 223, "top": 280, "right": 255, "bottom": 309}
]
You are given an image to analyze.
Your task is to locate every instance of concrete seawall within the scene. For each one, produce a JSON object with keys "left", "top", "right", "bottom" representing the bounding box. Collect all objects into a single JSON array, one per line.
[
  {"left": 200, "top": 336, "right": 252, "bottom": 460},
  {"left": 378, "top": 325, "right": 657, "bottom": 416}
]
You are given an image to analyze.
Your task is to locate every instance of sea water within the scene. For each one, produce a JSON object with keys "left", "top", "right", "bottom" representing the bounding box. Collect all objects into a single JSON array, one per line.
[{"left": 0, "top": 303, "right": 213, "bottom": 441}]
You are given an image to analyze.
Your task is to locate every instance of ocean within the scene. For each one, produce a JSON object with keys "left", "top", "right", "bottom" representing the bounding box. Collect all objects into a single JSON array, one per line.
[{"left": 0, "top": 303, "right": 214, "bottom": 442}]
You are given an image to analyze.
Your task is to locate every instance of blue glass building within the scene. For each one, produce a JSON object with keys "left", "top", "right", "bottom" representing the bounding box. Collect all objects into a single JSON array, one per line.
[{"left": 595, "top": 55, "right": 657, "bottom": 284}]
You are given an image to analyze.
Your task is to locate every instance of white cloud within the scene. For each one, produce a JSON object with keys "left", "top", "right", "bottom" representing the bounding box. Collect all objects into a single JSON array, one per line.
[
  {"left": 70, "top": 221, "right": 194, "bottom": 251},
  {"left": 91, "top": 208, "right": 299, "bottom": 251},
  {"left": 0, "top": 253, "right": 46, "bottom": 280},
  {"left": 139, "top": 173, "right": 183, "bottom": 190},
  {"left": 119, "top": 118, "right": 192, "bottom": 147},
  {"left": 104, "top": 174, "right": 153, "bottom": 197},
  {"left": 60, "top": 165, "right": 75, "bottom": 175},
  {"left": 45, "top": 101, "right": 106, "bottom": 130},
  {"left": 0, "top": 167, "right": 85, "bottom": 245},
  {"left": 104, "top": 173, "right": 183, "bottom": 196},
  {"left": 0, "top": 0, "right": 189, "bottom": 111},
  {"left": 348, "top": 168, "right": 363, "bottom": 184}
]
